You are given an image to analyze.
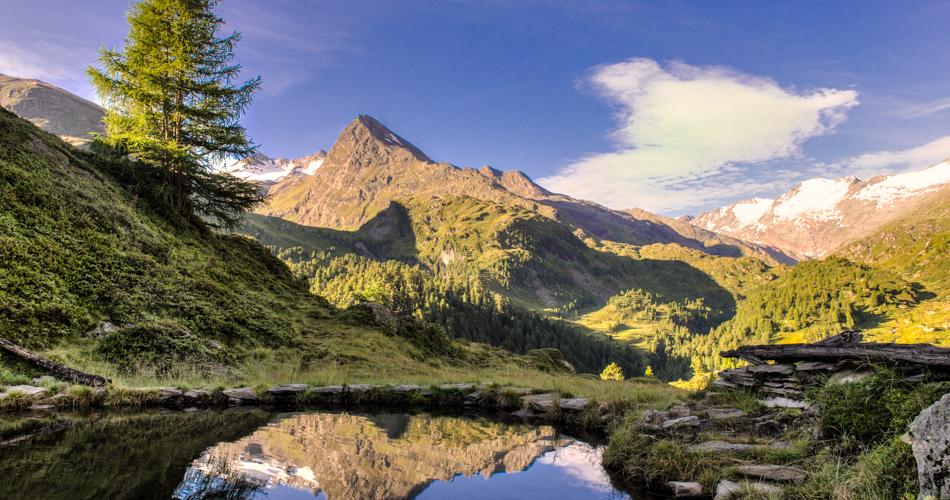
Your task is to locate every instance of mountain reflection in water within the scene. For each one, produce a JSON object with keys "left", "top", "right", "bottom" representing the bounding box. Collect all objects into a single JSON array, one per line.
[{"left": 173, "top": 412, "right": 630, "bottom": 500}]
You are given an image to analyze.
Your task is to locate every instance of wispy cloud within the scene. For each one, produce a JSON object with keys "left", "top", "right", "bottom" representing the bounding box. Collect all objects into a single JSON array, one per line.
[
  {"left": 899, "top": 96, "right": 950, "bottom": 119},
  {"left": 0, "top": 39, "right": 84, "bottom": 82},
  {"left": 539, "top": 58, "right": 859, "bottom": 212},
  {"left": 845, "top": 135, "right": 950, "bottom": 177}
]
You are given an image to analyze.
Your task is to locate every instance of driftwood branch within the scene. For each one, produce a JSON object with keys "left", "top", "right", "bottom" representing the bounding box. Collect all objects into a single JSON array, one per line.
[
  {"left": 0, "top": 337, "right": 110, "bottom": 387},
  {"left": 721, "top": 339, "right": 950, "bottom": 368}
]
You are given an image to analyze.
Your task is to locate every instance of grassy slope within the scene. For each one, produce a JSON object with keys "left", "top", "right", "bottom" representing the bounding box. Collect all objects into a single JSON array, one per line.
[
  {"left": 0, "top": 108, "right": 680, "bottom": 404},
  {"left": 837, "top": 189, "right": 950, "bottom": 345}
]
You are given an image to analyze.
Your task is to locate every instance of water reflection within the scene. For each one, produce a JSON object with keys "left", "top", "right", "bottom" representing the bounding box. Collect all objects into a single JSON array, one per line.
[
  {"left": 173, "top": 412, "right": 629, "bottom": 500},
  {"left": 0, "top": 410, "right": 629, "bottom": 500}
]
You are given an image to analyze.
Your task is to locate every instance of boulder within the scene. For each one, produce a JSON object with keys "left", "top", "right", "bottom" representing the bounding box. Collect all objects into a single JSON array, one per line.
[
  {"left": 559, "top": 397, "right": 591, "bottom": 412},
  {"left": 157, "top": 387, "right": 183, "bottom": 402},
  {"left": 906, "top": 392, "right": 950, "bottom": 499},
  {"left": 829, "top": 369, "right": 873, "bottom": 384},
  {"left": 733, "top": 464, "right": 806, "bottom": 483},
  {"left": 714, "top": 480, "right": 782, "bottom": 500},
  {"left": 687, "top": 441, "right": 755, "bottom": 454},
  {"left": 705, "top": 408, "right": 745, "bottom": 420},
  {"left": 183, "top": 389, "right": 211, "bottom": 402},
  {"left": 521, "top": 393, "right": 557, "bottom": 412},
  {"left": 760, "top": 397, "right": 809, "bottom": 409},
  {"left": 310, "top": 385, "right": 344, "bottom": 394},
  {"left": 267, "top": 384, "right": 308, "bottom": 397},
  {"left": 0, "top": 385, "right": 48, "bottom": 398},
  {"left": 222, "top": 387, "right": 258, "bottom": 405},
  {"left": 662, "top": 415, "right": 700, "bottom": 430},
  {"left": 668, "top": 481, "right": 703, "bottom": 497},
  {"left": 345, "top": 383, "right": 375, "bottom": 393},
  {"left": 392, "top": 384, "right": 422, "bottom": 394}
]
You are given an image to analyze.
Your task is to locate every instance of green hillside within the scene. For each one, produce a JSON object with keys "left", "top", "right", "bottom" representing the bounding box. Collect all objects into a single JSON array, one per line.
[
  {"left": 0, "top": 108, "right": 620, "bottom": 385},
  {"left": 837, "top": 190, "right": 950, "bottom": 345},
  {"left": 241, "top": 196, "right": 787, "bottom": 380}
]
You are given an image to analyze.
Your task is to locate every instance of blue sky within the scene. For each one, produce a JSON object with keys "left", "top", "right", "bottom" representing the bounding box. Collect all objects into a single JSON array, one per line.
[{"left": 1, "top": 0, "right": 948, "bottom": 214}]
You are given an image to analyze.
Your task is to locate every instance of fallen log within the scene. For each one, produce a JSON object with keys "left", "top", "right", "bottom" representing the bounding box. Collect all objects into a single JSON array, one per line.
[
  {"left": 721, "top": 341, "right": 950, "bottom": 368},
  {"left": 0, "top": 337, "right": 110, "bottom": 387}
]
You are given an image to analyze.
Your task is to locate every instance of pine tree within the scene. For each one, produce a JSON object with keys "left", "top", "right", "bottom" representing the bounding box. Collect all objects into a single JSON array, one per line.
[{"left": 88, "top": 0, "right": 263, "bottom": 227}]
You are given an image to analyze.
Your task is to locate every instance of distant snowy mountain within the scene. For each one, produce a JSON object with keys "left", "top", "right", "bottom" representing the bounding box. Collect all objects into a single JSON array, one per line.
[
  {"left": 693, "top": 161, "right": 950, "bottom": 258},
  {"left": 223, "top": 150, "right": 327, "bottom": 184}
]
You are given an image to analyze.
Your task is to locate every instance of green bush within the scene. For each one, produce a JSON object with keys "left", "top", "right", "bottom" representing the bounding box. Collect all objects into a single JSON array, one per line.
[
  {"left": 817, "top": 370, "right": 950, "bottom": 445},
  {"left": 95, "top": 320, "right": 232, "bottom": 374}
]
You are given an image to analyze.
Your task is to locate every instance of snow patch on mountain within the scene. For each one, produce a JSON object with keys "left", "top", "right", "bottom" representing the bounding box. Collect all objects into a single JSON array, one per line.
[
  {"left": 731, "top": 198, "right": 774, "bottom": 228},
  {"left": 855, "top": 160, "right": 950, "bottom": 205},
  {"left": 223, "top": 150, "right": 327, "bottom": 183},
  {"left": 772, "top": 177, "right": 856, "bottom": 222}
]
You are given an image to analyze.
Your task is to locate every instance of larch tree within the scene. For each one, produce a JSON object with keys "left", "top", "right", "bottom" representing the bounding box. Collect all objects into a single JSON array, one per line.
[{"left": 87, "top": 0, "right": 263, "bottom": 228}]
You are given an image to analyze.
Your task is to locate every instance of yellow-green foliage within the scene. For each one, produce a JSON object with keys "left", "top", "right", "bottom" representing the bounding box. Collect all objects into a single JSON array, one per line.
[{"left": 600, "top": 362, "right": 625, "bottom": 381}]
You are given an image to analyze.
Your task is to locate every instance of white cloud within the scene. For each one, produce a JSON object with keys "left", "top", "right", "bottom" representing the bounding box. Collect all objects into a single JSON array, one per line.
[
  {"left": 846, "top": 135, "right": 950, "bottom": 177},
  {"left": 539, "top": 58, "right": 859, "bottom": 211}
]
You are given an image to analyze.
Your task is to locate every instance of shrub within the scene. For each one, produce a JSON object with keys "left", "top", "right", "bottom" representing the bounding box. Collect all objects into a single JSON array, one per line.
[
  {"left": 95, "top": 320, "right": 232, "bottom": 374},
  {"left": 600, "top": 362, "right": 624, "bottom": 381},
  {"left": 816, "top": 369, "right": 950, "bottom": 446}
]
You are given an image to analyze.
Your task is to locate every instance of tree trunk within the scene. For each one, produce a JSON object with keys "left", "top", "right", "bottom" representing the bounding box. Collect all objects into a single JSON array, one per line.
[
  {"left": 0, "top": 337, "right": 111, "bottom": 387},
  {"left": 721, "top": 341, "right": 950, "bottom": 368}
]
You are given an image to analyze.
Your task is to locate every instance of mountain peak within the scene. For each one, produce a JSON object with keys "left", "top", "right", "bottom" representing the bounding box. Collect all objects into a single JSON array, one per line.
[{"left": 330, "top": 115, "right": 431, "bottom": 163}]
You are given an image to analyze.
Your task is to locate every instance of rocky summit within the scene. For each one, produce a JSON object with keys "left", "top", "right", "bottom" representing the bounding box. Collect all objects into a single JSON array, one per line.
[{"left": 0, "top": 73, "right": 104, "bottom": 145}]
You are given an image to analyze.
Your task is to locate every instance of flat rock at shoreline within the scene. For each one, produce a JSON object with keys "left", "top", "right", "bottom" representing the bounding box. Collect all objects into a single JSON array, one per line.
[
  {"left": 714, "top": 480, "right": 782, "bottom": 499},
  {"left": 687, "top": 440, "right": 755, "bottom": 454},
  {"left": 222, "top": 387, "right": 258, "bottom": 404},
  {"left": 0, "top": 385, "right": 48, "bottom": 398},
  {"left": 733, "top": 464, "right": 806, "bottom": 483}
]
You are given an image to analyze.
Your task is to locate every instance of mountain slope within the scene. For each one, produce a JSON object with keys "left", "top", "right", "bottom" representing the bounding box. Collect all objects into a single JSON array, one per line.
[
  {"left": 0, "top": 107, "right": 586, "bottom": 381},
  {"left": 836, "top": 187, "right": 950, "bottom": 344},
  {"left": 694, "top": 161, "right": 950, "bottom": 258},
  {"left": 261, "top": 115, "right": 793, "bottom": 264},
  {"left": 0, "top": 73, "right": 104, "bottom": 144}
]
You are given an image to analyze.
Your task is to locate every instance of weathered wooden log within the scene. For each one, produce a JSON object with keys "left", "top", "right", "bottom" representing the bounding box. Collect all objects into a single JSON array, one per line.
[
  {"left": 721, "top": 341, "right": 950, "bottom": 368},
  {"left": 0, "top": 337, "right": 110, "bottom": 386}
]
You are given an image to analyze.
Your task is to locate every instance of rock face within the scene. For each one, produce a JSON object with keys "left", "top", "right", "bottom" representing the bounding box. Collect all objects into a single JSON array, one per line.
[
  {"left": 693, "top": 163, "right": 950, "bottom": 258},
  {"left": 907, "top": 392, "right": 950, "bottom": 499},
  {"left": 0, "top": 73, "right": 104, "bottom": 144}
]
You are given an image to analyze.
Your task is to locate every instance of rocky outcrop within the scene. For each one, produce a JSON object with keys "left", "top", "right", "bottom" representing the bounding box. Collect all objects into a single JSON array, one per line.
[{"left": 906, "top": 392, "right": 950, "bottom": 499}]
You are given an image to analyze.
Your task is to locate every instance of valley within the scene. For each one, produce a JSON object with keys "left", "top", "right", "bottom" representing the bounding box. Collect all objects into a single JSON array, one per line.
[{"left": 1, "top": 2, "right": 948, "bottom": 497}]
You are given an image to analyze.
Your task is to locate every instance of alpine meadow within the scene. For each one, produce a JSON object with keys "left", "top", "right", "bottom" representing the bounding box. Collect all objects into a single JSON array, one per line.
[{"left": 1, "top": 1, "right": 949, "bottom": 499}]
